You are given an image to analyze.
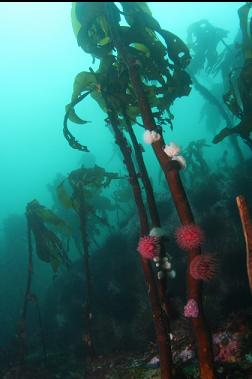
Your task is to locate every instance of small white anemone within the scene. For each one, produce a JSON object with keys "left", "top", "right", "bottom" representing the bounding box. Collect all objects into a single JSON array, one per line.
[
  {"left": 163, "top": 142, "right": 180, "bottom": 157},
  {"left": 143, "top": 130, "right": 161, "bottom": 144},
  {"left": 172, "top": 155, "right": 186, "bottom": 169},
  {"left": 149, "top": 227, "right": 166, "bottom": 238},
  {"left": 168, "top": 270, "right": 176, "bottom": 279},
  {"left": 162, "top": 261, "right": 172, "bottom": 270}
]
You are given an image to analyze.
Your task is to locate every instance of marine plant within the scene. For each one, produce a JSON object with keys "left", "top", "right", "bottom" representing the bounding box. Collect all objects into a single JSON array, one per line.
[
  {"left": 16, "top": 200, "right": 70, "bottom": 376},
  {"left": 55, "top": 165, "right": 120, "bottom": 355},
  {"left": 213, "top": 3, "right": 252, "bottom": 150},
  {"left": 186, "top": 19, "right": 244, "bottom": 162},
  {"left": 187, "top": 19, "right": 229, "bottom": 76},
  {"left": 65, "top": 3, "right": 217, "bottom": 378}
]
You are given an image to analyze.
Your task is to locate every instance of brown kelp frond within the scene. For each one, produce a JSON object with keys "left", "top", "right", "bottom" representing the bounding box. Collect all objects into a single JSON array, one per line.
[
  {"left": 67, "top": 70, "right": 107, "bottom": 123},
  {"left": 63, "top": 91, "right": 91, "bottom": 152},
  {"left": 57, "top": 165, "right": 120, "bottom": 224},
  {"left": 68, "top": 165, "right": 121, "bottom": 192},
  {"left": 120, "top": 2, "right": 191, "bottom": 69},
  {"left": 26, "top": 200, "right": 71, "bottom": 272},
  {"left": 69, "top": 2, "right": 192, "bottom": 135},
  {"left": 56, "top": 180, "right": 74, "bottom": 209}
]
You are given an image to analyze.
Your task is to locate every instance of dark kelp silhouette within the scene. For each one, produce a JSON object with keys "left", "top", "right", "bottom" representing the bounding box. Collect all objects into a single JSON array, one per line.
[
  {"left": 186, "top": 18, "right": 245, "bottom": 161},
  {"left": 65, "top": 3, "right": 217, "bottom": 378},
  {"left": 16, "top": 201, "right": 70, "bottom": 378},
  {"left": 56, "top": 165, "right": 120, "bottom": 356},
  {"left": 213, "top": 3, "right": 252, "bottom": 150},
  {"left": 187, "top": 19, "right": 229, "bottom": 76}
]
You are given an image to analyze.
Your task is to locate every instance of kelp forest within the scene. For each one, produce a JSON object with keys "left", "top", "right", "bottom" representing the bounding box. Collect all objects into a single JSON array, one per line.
[{"left": 1, "top": 2, "right": 252, "bottom": 379}]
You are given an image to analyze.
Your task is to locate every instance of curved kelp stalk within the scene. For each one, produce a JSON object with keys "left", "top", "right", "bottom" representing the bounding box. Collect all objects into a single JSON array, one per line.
[
  {"left": 103, "top": 4, "right": 216, "bottom": 378},
  {"left": 236, "top": 195, "right": 252, "bottom": 294}
]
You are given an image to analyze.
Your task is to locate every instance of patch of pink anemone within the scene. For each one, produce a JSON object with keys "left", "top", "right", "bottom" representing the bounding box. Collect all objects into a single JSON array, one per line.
[
  {"left": 175, "top": 224, "right": 204, "bottom": 251},
  {"left": 137, "top": 235, "right": 160, "bottom": 260},
  {"left": 190, "top": 254, "right": 217, "bottom": 281},
  {"left": 184, "top": 298, "right": 199, "bottom": 318}
]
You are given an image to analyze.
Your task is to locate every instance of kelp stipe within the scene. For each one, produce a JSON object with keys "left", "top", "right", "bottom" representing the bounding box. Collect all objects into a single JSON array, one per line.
[
  {"left": 65, "top": 2, "right": 219, "bottom": 378},
  {"left": 236, "top": 195, "right": 252, "bottom": 294},
  {"left": 103, "top": 3, "right": 216, "bottom": 378},
  {"left": 56, "top": 166, "right": 121, "bottom": 356}
]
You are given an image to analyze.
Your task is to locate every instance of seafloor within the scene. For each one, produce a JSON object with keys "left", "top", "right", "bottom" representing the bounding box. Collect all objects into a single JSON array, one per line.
[{"left": 1, "top": 308, "right": 252, "bottom": 379}]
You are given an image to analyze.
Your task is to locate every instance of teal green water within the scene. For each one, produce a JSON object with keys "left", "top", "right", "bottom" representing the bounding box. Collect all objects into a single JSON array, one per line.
[
  {"left": 0, "top": 4, "right": 251, "bottom": 372},
  {"left": 0, "top": 2, "right": 247, "bottom": 223}
]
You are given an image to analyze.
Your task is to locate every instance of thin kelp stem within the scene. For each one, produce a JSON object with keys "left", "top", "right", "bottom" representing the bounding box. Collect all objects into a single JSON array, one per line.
[
  {"left": 75, "top": 183, "right": 95, "bottom": 356},
  {"left": 122, "top": 109, "right": 174, "bottom": 321},
  {"left": 16, "top": 216, "right": 33, "bottom": 377},
  {"left": 121, "top": 109, "right": 160, "bottom": 227},
  {"left": 33, "top": 299, "right": 47, "bottom": 368},
  {"left": 103, "top": 94, "right": 174, "bottom": 379}
]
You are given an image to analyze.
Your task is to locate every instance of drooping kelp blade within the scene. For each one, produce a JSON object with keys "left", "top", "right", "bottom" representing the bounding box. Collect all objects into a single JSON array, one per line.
[
  {"left": 26, "top": 200, "right": 71, "bottom": 271},
  {"left": 67, "top": 71, "right": 98, "bottom": 124},
  {"left": 27, "top": 200, "right": 71, "bottom": 237},
  {"left": 63, "top": 91, "right": 91, "bottom": 152}
]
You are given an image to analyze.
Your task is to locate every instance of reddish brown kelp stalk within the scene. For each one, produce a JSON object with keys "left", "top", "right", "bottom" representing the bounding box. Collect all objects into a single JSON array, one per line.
[
  {"left": 104, "top": 5, "right": 216, "bottom": 378},
  {"left": 236, "top": 195, "right": 252, "bottom": 294},
  {"left": 104, "top": 98, "right": 174, "bottom": 379},
  {"left": 120, "top": 108, "right": 175, "bottom": 321},
  {"left": 129, "top": 64, "right": 215, "bottom": 379},
  {"left": 129, "top": 60, "right": 216, "bottom": 379}
]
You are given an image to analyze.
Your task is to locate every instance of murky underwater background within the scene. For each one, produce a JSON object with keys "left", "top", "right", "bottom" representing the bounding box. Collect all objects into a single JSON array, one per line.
[{"left": 0, "top": 2, "right": 252, "bottom": 378}]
